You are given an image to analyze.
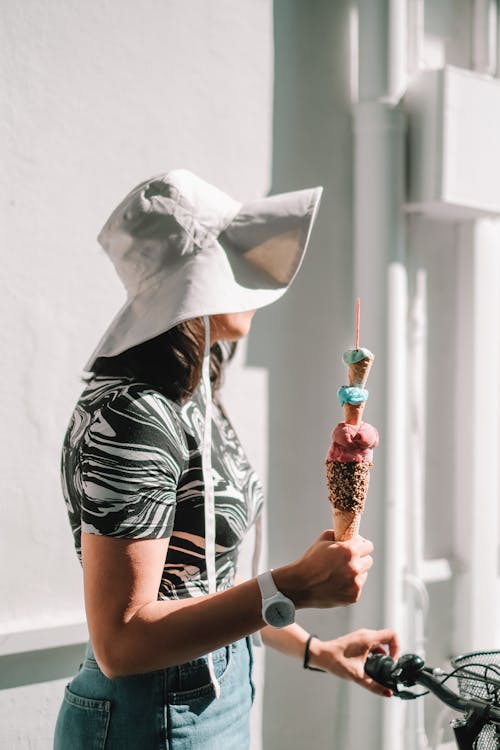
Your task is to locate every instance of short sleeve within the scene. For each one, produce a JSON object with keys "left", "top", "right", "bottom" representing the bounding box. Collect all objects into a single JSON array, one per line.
[{"left": 80, "top": 389, "right": 188, "bottom": 539}]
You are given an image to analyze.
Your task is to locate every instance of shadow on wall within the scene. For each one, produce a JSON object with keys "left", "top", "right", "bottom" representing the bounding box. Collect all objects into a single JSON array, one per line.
[
  {"left": 0, "top": 645, "right": 86, "bottom": 691},
  {"left": 246, "top": 2, "right": 357, "bottom": 748}
]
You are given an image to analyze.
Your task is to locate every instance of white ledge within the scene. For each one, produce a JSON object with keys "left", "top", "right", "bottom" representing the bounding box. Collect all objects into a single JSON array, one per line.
[
  {"left": 0, "top": 614, "right": 88, "bottom": 656},
  {"left": 421, "top": 558, "right": 453, "bottom": 584}
]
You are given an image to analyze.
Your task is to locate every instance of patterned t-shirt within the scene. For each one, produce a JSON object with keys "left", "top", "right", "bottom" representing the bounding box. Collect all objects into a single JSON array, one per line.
[{"left": 61, "top": 376, "right": 264, "bottom": 599}]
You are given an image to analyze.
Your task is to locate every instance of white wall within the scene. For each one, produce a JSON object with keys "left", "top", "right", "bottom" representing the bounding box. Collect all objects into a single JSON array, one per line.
[
  {"left": 0, "top": 1, "right": 272, "bottom": 746},
  {"left": 4, "top": 2, "right": 500, "bottom": 749}
]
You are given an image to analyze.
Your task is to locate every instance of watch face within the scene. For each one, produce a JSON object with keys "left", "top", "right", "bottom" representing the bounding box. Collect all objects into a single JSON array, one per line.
[{"left": 265, "top": 599, "right": 295, "bottom": 628}]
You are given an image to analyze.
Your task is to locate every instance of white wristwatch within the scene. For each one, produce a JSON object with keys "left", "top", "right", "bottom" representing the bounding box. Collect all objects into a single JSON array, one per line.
[{"left": 257, "top": 570, "right": 295, "bottom": 628}]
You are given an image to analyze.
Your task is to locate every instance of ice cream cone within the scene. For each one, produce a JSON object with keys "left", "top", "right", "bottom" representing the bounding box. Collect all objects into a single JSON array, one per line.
[
  {"left": 348, "top": 357, "right": 373, "bottom": 388},
  {"left": 343, "top": 401, "right": 365, "bottom": 426},
  {"left": 326, "top": 460, "right": 371, "bottom": 541},
  {"left": 332, "top": 507, "right": 362, "bottom": 540},
  {"left": 327, "top": 342, "right": 376, "bottom": 542}
]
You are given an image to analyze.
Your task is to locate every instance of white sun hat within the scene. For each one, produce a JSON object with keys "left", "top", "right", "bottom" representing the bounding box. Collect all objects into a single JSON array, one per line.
[{"left": 84, "top": 169, "right": 323, "bottom": 372}]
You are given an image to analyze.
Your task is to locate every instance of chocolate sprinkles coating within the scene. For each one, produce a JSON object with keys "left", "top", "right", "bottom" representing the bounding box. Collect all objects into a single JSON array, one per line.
[{"left": 326, "top": 460, "right": 372, "bottom": 511}]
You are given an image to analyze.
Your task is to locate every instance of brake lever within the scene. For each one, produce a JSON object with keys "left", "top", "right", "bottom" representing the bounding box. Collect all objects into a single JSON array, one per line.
[
  {"left": 393, "top": 685, "right": 420, "bottom": 700},
  {"left": 386, "top": 654, "right": 427, "bottom": 700}
]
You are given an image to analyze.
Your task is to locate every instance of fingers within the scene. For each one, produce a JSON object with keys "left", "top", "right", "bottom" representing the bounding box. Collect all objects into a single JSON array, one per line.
[
  {"left": 355, "top": 555, "right": 373, "bottom": 575},
  {"left": 357, "top": 676, "right": 393, "bottom": 698},
  {"left": 347, "top": 536, "right": 374, "bottom": 556},
  {"left": 305, "top": 532, "right": 375, "bottom": 607},
  {"left": 384, "top": 629, "right": 400, "bottom": 659},
  {"left": 348, "top": 655, "right": 393, "bottom": 697},
  {"left": 368, "top": 628, "right": 400, "bottom": 659},
  {"left": 319, "top": 529, "right": 336, "bottom": 542},
  {"left": 350, "top": 549, "right": 374, "bottom": 600},
  {"left": 325, "top": 533, "right": 373, "bottom": 555},
  {"left": 342, "top": 546, "right": 374, "bottom": 602},
  {"left": 356, "top": 570, "right": 369, "bottom": 586},
  {"left": 340, "top": 537, "right": 374, "bottom": 589},
  {"left": 344, "top": 627, "right": 400, "bottom": 662}
]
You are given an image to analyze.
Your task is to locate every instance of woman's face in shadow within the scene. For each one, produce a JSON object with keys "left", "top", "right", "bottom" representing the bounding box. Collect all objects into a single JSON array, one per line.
[{"left": 209, "top": 310, "right": 256, "bottom": 343}]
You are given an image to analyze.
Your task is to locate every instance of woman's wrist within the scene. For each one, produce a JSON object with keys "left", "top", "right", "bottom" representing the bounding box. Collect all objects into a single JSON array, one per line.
[
  {"left": 303, "top": 635, "right": 328, "bottom": 672},
  {"left": 271, "top": 564, "right": 309, "bottom": 609}
]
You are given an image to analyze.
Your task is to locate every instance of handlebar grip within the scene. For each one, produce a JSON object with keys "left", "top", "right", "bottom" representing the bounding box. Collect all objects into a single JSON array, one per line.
[
  {"left": 366, "top": 652, "right": 500, "bottom": 724},
  {"left": 364, "top": 653, "right": 397, "bottom": 688}
]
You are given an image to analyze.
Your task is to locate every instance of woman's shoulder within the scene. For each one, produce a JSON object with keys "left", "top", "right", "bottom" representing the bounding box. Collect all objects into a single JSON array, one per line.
[
  {"left": 78, "top": 376, "right": 187, "bottom": 450},
  {"left": 82, "top": 375, "right": 179, "bottom": 409}
]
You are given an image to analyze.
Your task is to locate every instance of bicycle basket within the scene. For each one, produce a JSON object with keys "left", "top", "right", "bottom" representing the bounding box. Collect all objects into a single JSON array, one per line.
[{"left": 451, "top": 650, "right": 500, "bottom": 750}]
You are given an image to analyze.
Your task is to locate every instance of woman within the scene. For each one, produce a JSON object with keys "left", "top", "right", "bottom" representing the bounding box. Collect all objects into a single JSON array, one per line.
[{"left": 54, "top": 169, "right": 398, "bottom": 749}]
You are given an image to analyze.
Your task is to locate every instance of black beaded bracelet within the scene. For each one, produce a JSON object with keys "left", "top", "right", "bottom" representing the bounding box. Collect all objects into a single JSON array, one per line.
[{"left": 303, "top": 634, "right": 326, "bottom": 672}]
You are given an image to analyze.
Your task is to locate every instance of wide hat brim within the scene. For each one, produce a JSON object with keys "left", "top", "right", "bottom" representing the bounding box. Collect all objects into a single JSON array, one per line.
[{"left": 83, "top": 179, "right": 323, "bottom": 372}]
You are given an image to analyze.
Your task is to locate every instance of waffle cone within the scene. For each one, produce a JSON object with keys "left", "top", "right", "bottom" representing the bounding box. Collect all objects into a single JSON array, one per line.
[
  {"left": 326, "top": 460, "right": 371, "bottom": 540},
  {"left": 348, "top": 357, "right": 373, "bottom": 388},
  {"left": 343, "top": 401, "right": 365, "bottom": 426},
  {"left": 332, "top": 508, "right": 362, "bottom": 540}
]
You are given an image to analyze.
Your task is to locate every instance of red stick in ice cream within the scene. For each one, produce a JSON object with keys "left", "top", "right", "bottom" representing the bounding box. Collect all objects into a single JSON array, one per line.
[{"left": 325, "top": 300, "right": 378, "bottom": 540}]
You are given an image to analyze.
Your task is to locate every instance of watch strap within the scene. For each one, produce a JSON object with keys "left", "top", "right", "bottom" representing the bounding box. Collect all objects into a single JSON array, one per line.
[{"left": 257, "top": 570, "right": 278, "bottom": 601}]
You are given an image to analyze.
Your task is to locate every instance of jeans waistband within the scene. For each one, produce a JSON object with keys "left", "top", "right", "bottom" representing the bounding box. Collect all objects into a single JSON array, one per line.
[{"left": 83, "top": 638, "right": 244, "bottom": 674}]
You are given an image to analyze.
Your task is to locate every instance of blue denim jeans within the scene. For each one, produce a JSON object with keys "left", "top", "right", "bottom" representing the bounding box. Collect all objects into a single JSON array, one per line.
[{"left": 53, "top": 638, "right": 254, "bottom": 749}]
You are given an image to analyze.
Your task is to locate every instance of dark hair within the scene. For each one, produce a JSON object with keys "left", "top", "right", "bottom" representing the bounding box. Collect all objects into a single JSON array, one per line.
[{"left": 89, "top": 317, "right": 236, "bottom": 403}]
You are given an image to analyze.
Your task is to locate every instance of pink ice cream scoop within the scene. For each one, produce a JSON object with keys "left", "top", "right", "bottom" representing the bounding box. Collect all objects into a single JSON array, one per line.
[{"left": 326, "top": 421, "right": 379, "bottom": 463}]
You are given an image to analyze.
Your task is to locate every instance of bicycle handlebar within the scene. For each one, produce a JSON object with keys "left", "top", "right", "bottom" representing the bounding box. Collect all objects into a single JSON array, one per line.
[{"left": 364, "top": 652, "right": 500, "bottom": 724}]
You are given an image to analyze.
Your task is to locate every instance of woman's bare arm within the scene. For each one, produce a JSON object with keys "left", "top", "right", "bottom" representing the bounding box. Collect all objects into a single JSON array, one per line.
[
  {"left": 261, "top": 623, "right": 311, "bottom": 658},
  {"left": 83, "top": 533, "right": 265, "bottom": 677},
  {"left": 82, "top": 529, "right": 373, "bottom": 679}
]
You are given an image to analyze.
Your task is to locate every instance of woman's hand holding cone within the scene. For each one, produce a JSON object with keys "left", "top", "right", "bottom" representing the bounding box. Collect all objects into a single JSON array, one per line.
[{"left": 272, "top": 530, "right": 374, "bottom": 609}]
